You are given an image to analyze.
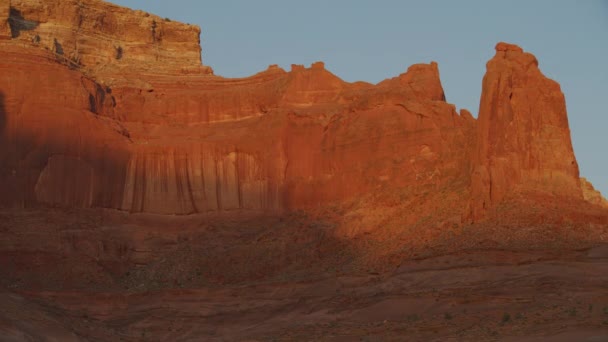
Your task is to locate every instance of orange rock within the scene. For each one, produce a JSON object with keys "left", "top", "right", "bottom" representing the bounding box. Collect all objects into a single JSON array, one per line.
[
  {"left": 1, "top": 4, "right": 608, "bottom": 340},
  {"left": 0, "top": 0, "right": 10, "bottom": 39},
  {"left": 0, "top": 39, "right": 474, "bottom": 214},
  {"left": 0, "top": 4, "right": 592, "bottom": 219},
  {"left": 469, "top": 42, "right": 582, "bottom": 220},
  {"left": 0, "top": 44, "right": 130, "bottom": 207},
  {"left": 581, "top": 177, "right": 608, "bottom": 208},
  {"left": 7, "top": 0, "right": 205, "bottom": 73}
]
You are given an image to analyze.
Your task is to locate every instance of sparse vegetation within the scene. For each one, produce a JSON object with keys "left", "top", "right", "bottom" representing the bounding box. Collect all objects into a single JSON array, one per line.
[
  {"left": 69, "top": 55, "right": 81, "bottom": 66},
  {"left": 151, "top": 20, "right": 158, "bottom": 42},
  {"left": 407, "top": 314, "right": 420, "bottom": 322},
  {"left": 53, "top": 38, "right": 64, "bottom": 55},
  {"left": 501, "top": 313, "right": 511, "bottom": 324},
  {"left": 444, "top": 313, "right": 452, "bottom": 320},
  {"left": 164, "top": 17, "right": 171, "bottom": 22}
]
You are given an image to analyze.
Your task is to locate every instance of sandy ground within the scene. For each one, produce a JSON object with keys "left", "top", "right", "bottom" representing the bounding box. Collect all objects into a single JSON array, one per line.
[
  {"left": 1, "top": 247, "right": 607, "bottom": 341},
  {"left": 1, "top": 207, "right": 608, "bottom": 341}
]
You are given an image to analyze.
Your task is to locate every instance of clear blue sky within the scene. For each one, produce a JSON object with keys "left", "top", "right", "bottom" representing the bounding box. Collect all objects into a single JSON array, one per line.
[{"left": 113, "top": 0, "right": 608, "bottom": 196}]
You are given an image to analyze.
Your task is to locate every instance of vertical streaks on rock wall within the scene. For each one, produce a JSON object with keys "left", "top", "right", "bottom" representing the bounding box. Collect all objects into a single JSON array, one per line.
[
  {"left": 0, "top": 1, "right": 590, "bottom": 222},
  {"left": 470, "top": 42, "right": 582, "bottom": 220},
  {"left": 121, "top": 147, "right": 282, "bottom": 214},
  {"left": 0, "top": 44, "right": 130, "bottom": 208}
]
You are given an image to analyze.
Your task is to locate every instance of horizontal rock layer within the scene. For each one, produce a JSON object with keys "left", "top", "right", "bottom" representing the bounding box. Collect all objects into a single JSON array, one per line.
[
  {"left": 0, "top": 41, "right": 476, "bottom": 214},
  {"left": 6, "top": 0, "right": 205, "bottom": 73},
  {"left": 0, "top": 0, "right": 600, "bottom": 219}
]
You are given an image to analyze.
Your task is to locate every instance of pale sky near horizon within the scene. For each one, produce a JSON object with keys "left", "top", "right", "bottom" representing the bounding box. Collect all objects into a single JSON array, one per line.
[{"left": 113, "top": 0, "right": 608, "bottom": 196}]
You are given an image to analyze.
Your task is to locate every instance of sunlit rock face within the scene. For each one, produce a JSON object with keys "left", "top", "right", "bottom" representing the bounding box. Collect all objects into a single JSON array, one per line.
[
  {"left": 581, "top": 177, "right": 608, "bottom": 208},
  {"left": 469, "top": 42, "right": 582, "bottom": 220},
  {"left": 0, "top": 0, "right": 591, "bottom": 218},
  {"left": 6, "top": 0, "right": 206, "bottom": 73}
]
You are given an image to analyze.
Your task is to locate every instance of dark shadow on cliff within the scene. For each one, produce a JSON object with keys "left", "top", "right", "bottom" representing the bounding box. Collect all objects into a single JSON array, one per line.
[
  {"left": 0, "top": 92, "right": 5, "bottom": 138},
  {"left": 0, "top": 91, "right": 11, "bottom": 207},
  {"left": 8, "top": 8, "right": 39, "bottom": 38},
  {"left": 0, "top": 82, "right": 354, "bottom": 289},
  {"left": 0, "top": 75, "right": 130, "bottom": 208},
  {"left": 0, "top": 206, "right": 355, "bottom": 291}
]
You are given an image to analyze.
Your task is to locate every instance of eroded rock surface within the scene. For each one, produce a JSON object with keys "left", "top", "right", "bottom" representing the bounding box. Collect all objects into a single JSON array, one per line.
[
  {"left": 0, "top": 21, "right": 476, "bottom": 214},
  {"left": 6, "top": 0, "right": 207, "bottom": 73},
  {"left": 1, "top": 2, "right": 608, "bottom": 341},
  {"left": 0, "top": 9, "right": 598, "bottom": 219},
  {"left": 581, "top": 177, "right": 608, "bottom": 208},
  {"left": 469, "top": 42, "right": 582, "bottom": 220},
  {"left": 0, "top": 0, "right": 11, "bottom": 39}
]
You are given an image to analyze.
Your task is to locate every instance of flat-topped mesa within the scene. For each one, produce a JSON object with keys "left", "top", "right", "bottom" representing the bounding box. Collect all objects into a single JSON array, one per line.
[
  {"left": 5, "top": 0, "right": 208, "bottom": 74},
  {"left": 470, "top": 42, "right": 582, "bottom": 220}
]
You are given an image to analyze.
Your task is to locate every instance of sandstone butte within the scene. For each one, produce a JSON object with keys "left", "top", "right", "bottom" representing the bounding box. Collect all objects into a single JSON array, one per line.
[
  {"left": 3, "top": 1, "right": 608, "bottom": 340},
  {"left": 0, "top": 0, "right": 607, "bottom": 221}
]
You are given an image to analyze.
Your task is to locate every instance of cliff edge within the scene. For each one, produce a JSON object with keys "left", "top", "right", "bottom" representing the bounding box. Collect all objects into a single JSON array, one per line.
[
  {"left": 2, "top": 0, "right": 209, "bottom": 74},
  {"left": 0, "top": 2, "right": 603, "bottom": 223}
]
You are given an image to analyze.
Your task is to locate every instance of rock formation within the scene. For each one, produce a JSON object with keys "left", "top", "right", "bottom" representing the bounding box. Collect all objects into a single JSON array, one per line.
[
  {"left": 469, "top": 42, "right": 582, "bottom": 220},
  {"left": 0, "top": 0, "right": 601, "bottom": 221},
  {"left": 5, "top": 0, "right": 208, "bottom": 74},
  {"left": 2, "top": 3, "right": 608, "bottom": 341},
  {"left": 581, "top": 177, "right": 608, "bottom": 208},
  {"left": 0, "top": 0, "right": 11, "bottom": 39}
]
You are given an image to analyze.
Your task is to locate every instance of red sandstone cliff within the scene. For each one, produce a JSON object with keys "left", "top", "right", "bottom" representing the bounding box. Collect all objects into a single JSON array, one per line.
[
  {"left": 0, "top": 0, "right": 601, "bottom": 221},
  {"left": 0, "top": 0, "right": 10, "bottom": 39},
  {"left": 581, "top": 177, "right": 608, "bottom": 208},
  {"left": 469, "top": 42, "right": 582, "bottom": 220},
  {"left": 0, "top": 41, "right": 474, "bottom": 213},
  {"left": 3, "top": 0, "right": 208, "bottom": 73}
]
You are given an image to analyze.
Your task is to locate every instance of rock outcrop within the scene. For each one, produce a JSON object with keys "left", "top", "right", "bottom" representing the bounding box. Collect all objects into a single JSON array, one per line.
[
  {"left": 0, "top": 0, "right": 598, "bottom": 221},
  {"left": 581, "top": 177, "right": 608, "bottom": 208},
  {"left": 0, "top": 0, "right": 11, "bottom": 39},
  {"left": 469, "top": 42, "right": 582, "bottom": 220},
  {"left": 0, "top": 41, "right": 473, "bottom": 213},
  {"left": 0, "top": 43, "right": 131, "bottom": 208},
  {"left": 5, "top": 0, "right": 207, "bottom": 74}
]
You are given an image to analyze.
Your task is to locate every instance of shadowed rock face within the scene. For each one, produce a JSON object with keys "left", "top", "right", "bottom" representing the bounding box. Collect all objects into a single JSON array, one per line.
[
  {"left": 0, "top": 38, "right": 475, "bottom": 214},
  {"left": 0, "top": 1, "right": 602, "bottom": 219}
]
